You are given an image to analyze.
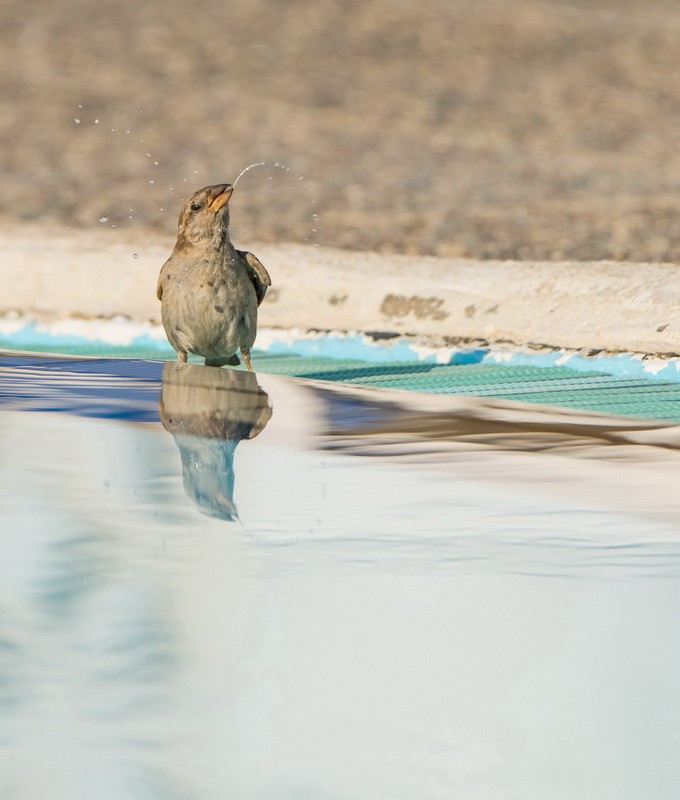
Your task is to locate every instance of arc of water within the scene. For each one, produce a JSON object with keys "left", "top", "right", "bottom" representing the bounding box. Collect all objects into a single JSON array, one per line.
[{"left": 233, "top": 162, "right": 267, "bottom": 187}]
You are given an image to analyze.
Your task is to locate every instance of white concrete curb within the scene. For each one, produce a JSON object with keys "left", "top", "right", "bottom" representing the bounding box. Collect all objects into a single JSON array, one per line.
[{"left": 2, "top": 224, "right": 679, "bottom": 354}]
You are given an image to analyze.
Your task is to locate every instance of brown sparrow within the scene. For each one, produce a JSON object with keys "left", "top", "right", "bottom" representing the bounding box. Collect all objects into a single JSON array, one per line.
[{"left": 157, "top": 183, "right": 271, "bottom": 370}]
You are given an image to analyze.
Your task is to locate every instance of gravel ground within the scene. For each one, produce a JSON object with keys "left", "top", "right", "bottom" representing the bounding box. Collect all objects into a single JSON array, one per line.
[{"left": 2, "top": 0, "right": 680, "bottom": 262}]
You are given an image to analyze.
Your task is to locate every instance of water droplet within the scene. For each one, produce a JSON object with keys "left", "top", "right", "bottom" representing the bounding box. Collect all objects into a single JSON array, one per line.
[
  {"left": 146, "top": 153, "right": 152, "bottom": 157},
  {"left": 99, "top": 216, "right": 108, "bottom": 223},
  {"left": 78, "top": 104, "right": 83, "bottom": 108},
  {"left": 74, "top": 118, "right": 80, "bottom": 124},
  {"left": 94, "top": 119, "right": 100, "bottom": 124},
  {"left": 133, "top": 253, "right": 139, "bottom": 259},
  {"left": 149, "top": 180, "right": 154, "bottom": 184},
  {"left": 154, "top": 161, "right": 159, "bottom": 165}
]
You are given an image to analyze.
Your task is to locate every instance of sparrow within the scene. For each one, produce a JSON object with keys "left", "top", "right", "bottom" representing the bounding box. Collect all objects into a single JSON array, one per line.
[{"left": 157, "top": 183, "right": 271, "bottom": 370}]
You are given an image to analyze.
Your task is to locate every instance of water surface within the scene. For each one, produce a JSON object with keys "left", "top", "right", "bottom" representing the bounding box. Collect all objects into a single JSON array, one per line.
[{"left": 1, "top": 354, "right": 680, "bottom": 799}]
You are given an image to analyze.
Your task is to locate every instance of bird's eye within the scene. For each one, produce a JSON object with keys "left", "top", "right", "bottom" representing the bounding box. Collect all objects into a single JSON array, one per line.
[{"left": 190, "top": 202, "right": 202, "bottom": 212}]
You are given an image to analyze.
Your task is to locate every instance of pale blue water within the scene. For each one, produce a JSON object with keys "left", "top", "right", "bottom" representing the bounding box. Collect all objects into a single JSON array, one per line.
[{"left": 1, "top": 354, "right": 680, "bottom": 799}]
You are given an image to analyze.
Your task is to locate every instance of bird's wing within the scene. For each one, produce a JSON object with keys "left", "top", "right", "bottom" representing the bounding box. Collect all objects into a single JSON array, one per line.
[{"left": 239, "top": 250, "right": 271, "bottom": 307}]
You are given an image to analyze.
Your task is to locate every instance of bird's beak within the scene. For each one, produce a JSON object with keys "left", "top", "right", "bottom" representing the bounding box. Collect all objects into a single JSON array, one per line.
[{"left": 207, "top": 184, "right": 234, "bottom": 213}]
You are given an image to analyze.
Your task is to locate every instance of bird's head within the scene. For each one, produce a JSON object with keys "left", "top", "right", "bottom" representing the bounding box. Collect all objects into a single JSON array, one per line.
[{"left": 175, "top": 183, "right": 234, "bottom": 249}]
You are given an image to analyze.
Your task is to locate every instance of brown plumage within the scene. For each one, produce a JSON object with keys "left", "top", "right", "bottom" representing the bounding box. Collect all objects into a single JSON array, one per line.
[{"left": 157, "top": 183, "right": 271, "bottom": 370}]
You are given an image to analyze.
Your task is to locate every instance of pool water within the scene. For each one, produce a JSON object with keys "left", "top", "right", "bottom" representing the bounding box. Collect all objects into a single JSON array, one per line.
[{"left": 1, "top": 354, "right": 680, "bottom": 799}]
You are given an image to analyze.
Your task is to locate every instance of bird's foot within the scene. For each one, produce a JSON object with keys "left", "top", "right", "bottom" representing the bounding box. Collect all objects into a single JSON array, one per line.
[{"left": 177, "top": 351, "right": 188, "bottom": 363}]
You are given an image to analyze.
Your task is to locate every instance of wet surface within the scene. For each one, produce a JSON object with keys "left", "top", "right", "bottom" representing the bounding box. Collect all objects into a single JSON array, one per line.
[{"left": 1, "top": 354, "right": 680, "bottom": 799}]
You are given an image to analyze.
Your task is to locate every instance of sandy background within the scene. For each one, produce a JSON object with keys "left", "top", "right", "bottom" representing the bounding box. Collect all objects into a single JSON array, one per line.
[{"left": 1, "top": 0, "right": 680, "bottom": 262}]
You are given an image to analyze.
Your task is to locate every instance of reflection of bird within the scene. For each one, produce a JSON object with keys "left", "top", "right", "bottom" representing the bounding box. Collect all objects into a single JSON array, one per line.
[
  {"left": 157, "top": 183, "right": 271, "bottom": 370},
  {"left": 159, "top": 363, "right": 272, "bottom": 520}
]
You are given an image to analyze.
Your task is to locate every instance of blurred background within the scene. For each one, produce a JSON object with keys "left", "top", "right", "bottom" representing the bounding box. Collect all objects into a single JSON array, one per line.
[{"left": 1, "top": 0, "right": 680, "bottom": 261}]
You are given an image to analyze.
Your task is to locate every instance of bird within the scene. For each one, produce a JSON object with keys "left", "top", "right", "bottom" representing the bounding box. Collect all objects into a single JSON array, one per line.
[{"left": 157, "top": 182, "right": 271, "bottom": 370}]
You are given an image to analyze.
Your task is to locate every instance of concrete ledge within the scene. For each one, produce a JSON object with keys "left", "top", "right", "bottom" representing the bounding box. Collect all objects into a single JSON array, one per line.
[{"left": 2, "top": 224, "right": 679, "bottom": 354}]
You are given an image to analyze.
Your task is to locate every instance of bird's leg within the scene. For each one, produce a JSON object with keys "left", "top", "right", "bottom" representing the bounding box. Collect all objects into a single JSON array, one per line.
[
  {"left": 242, "top": 349, "right": 253, "bottom": 372},
  {"left": 177, "top": 350, "right": 187, "bottom": 363}
]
